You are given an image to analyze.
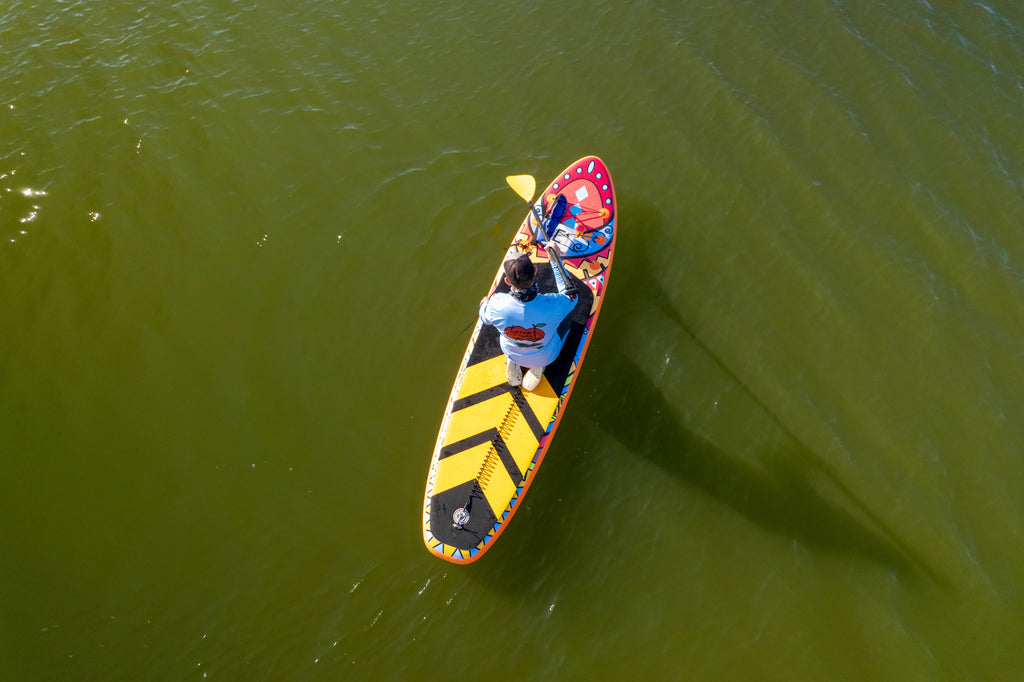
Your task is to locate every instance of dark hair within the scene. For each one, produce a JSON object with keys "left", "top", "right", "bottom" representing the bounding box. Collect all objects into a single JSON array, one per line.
[{"left": 503, "top": 254, "right": 536, "bottom": 290}]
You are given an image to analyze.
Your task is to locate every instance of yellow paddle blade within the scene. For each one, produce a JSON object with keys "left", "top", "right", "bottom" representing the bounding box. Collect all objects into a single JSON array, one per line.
[{"left": 505, "top": 174, "right": 536, "bottom": 204}]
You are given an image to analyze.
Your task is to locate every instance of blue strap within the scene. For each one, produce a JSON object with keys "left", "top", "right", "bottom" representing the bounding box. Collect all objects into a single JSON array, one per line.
[{"left": 543, "top": 194, "right": 568, "bottom": 242}]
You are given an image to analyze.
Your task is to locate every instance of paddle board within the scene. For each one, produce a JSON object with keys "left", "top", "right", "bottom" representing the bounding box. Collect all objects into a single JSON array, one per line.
[{"left": 422, "top": 156, "right": 616, "bottom": 563}]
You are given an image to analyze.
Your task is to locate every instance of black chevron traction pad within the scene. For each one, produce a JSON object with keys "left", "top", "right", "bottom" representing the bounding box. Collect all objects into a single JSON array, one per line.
[
  {"left": 430, "top": 480, "right": 498, "bottom": 548},
  {"left": 428, "top": 269, "right": 595, "bottom": 552}
]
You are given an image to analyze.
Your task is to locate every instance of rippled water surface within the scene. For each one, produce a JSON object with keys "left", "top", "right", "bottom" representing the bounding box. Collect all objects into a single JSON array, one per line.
[{"left": 3, "top": 1, "right": 1024, "bottom": 679}]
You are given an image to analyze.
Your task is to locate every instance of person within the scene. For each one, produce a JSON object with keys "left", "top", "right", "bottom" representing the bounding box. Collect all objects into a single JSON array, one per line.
[{"left": 479, "top": 248, "right": 576, "bottom": 391}]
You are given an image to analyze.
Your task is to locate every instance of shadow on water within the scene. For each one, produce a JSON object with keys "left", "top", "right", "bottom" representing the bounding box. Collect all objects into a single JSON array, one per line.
[
  {"left": 598, "top": 346, "right": 939, "bottom": 582},
  {"left": 603, "top": 198, "right": 942, "bottom": 585}
]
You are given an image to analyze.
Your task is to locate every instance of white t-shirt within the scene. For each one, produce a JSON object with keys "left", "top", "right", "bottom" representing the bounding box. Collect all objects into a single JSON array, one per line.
[{"left": 479, "top": 290, "right": 576, "bottom": 368}]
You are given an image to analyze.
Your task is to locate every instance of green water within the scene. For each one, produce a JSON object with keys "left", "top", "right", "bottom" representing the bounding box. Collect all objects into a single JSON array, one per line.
[{"left": 3, "top": 1, "right": 1024, "bottom": 679}]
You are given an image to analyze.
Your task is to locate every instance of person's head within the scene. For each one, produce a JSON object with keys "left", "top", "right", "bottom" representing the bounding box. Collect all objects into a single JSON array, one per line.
[{"left": 503, "top": 254, "right": 536, "bottom": 290}]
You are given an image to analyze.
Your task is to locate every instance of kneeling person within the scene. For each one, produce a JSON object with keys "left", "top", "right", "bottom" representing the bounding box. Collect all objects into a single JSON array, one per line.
[{"left": 479, "top": 252, "right": 576, "bottom": 391}]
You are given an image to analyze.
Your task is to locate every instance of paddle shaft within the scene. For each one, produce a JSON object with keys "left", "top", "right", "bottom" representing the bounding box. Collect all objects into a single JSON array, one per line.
[{"left": 524, "top": 199, "right": 577, "bottom": 298}]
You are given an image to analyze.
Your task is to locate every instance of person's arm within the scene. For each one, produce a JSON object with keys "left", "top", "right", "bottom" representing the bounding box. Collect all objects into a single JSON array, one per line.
[{"left": 479, "top": 295, "right": 500, "bottom": 325}]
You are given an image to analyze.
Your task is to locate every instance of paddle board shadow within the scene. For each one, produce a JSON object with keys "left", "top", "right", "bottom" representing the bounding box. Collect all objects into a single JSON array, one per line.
[
  {"left": 598, "top": 348, "right": 930, "bottom": 575},
  {"left": 598, "top": 199, "right": 940, "bottom": 583}
]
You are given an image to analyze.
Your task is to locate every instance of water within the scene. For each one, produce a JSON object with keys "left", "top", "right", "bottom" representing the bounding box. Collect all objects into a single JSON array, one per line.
[{"left": 3, "top": 1, "right": 1024, "bottom": 679}]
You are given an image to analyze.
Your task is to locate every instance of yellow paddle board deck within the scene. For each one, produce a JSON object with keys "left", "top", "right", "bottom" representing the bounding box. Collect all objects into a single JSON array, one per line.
[{"left": 422, "top": 156, "right": 616, "bottom": 563}]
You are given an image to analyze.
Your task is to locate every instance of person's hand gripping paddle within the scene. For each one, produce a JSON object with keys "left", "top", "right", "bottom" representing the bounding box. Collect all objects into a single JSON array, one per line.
[{"left": 505, "top": 174, "right": 577, "bottom": 298}]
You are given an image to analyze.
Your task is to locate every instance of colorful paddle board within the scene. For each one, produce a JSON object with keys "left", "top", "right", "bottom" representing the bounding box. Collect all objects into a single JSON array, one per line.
[{"left": 422, "top": 156, "right": 616, "bottom": 564}]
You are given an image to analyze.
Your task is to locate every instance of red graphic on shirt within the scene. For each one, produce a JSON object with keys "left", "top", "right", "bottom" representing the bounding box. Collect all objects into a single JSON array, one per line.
[{"left": 504, "top": 325, "right": 545, "bottom": 343}]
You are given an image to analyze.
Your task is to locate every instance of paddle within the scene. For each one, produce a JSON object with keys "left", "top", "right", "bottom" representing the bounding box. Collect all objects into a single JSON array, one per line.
[
  {"left": 505, "top": 174, "right": 577, "bottom": 298},
  {"left": 456, "top": 174, "right": 578, "bottom": 338}
]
